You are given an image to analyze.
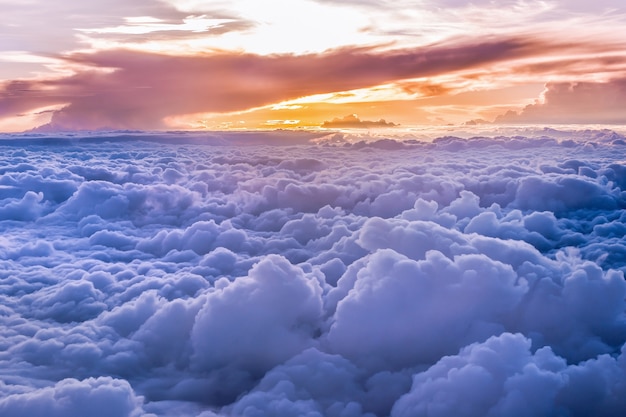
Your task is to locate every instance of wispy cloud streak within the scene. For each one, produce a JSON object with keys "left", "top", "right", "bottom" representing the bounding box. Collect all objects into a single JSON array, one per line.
[{"left": 1, "top": 37, "right": 543, "bottom": 130}]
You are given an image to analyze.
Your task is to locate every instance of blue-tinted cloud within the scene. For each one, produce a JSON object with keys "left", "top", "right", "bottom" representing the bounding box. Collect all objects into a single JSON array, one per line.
[{"left": 1, "top": 129, "right": 626, "bottom": 416}]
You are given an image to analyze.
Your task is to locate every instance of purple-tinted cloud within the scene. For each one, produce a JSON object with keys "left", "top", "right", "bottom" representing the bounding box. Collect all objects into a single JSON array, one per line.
[
  {"left": 0, "top": 377, "right": 146, "bottom": 417},
  {"left": 0, "top": 129, "right": 626, "bottom": 416}
]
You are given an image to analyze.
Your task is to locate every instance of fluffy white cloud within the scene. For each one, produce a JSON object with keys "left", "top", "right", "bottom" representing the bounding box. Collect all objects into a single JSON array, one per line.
[
  {"left": 190, "top": 254, "right": 323, "bottom": 374},
  {"left": 326, "top": 248, "right": 523, "bottom": 369},
  {"left": 1, "top": 129, "right": 626, "bottom": 415}
]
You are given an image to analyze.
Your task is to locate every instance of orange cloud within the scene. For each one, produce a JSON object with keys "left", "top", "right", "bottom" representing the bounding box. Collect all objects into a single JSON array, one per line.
[{"left": 0, "top": 36, "right": 542, "bottom": 131}]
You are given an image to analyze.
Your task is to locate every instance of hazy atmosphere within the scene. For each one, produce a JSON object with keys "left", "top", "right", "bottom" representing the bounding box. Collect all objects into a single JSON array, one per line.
[{"left": 2, "top": 0, "right": 626, "bottom": 130}]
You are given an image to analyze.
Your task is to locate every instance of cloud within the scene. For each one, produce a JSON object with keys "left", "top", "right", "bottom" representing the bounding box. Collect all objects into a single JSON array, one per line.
[
  {"left": 1, "top": 129, "right": 626, "bottom": 416},
  {"left": 190, "top": 254, "right": 323, "bottom": 375},
  {"left": 326, "top": 248, "right": 524, "bottom": 370},
  {"left": 0, "top": 35, "right": 545, "bottom": 130},
  {"left": 0, "top": 377, "right": 147, "bottom": 417},
  {"left": 391, "top": 332, "right": 626, "bottom": 417},
  {"left": 495, "top": 78, "right": 626, "bottom": 124},
  {"left": 321, "top": 114, "right": 398, "bottom": 128},
  {"left": 0, "top": 0, "right": 193, "bottom": 52}
]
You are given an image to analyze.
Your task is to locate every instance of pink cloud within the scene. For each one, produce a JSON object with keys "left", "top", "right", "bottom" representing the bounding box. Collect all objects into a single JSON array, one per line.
[
  {"left": 1, "top": 36, "right": 540, "bottom": 131},
  {"left": 495, "top": 79, "right": 626, "bottom": 124}
]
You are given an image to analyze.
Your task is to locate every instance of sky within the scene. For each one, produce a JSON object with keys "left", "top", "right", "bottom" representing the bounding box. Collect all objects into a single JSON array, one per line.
[
  {"left": 2, "top": 129, "right": 626, "bottom": 416},
  {"left": 1, "top": 0, "right": 626, "bottom": 131},
  {"left": 3, "top": 1, "right": 626, "bottom": 415}
]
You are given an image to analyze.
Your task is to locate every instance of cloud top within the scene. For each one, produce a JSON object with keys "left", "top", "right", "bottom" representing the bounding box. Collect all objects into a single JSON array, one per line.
[
  {"left": 495, "top": 79, "right": 626, "bottom": 124},
  {"left": 321, "top": 114, "right": 398, "bottom": 128},
  {"left": 1, "top": 130, "right": 626, "bottom": 416}
]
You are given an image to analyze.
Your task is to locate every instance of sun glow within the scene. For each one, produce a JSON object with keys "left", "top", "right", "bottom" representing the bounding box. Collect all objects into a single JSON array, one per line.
[
  {"left": 138, "top": 0, "right": 382, "bottom": 55},
  {"left": 0, "top": 104, "right": 65, "bottom": 132},
  {"left": 2, "top": 0, "right": 626, "bottom": 132},
  {"left": 77, "top": 15, "right": 235, "bottom": 36}
]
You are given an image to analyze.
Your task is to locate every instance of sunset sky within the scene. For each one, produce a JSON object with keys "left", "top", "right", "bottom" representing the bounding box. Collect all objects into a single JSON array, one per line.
[
  {"left": 5, "top": 3, "right": 626, "bottom": 416},
  {"left": 1, "top": 0, "right": 626, "bottom": 132}
]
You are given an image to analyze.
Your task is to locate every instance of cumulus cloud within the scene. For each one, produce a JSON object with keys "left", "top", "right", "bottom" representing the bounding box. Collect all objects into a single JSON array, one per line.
[
  {"left": 495, "top": 78, "right": 626, "bottom": 124},
  {"left": 326, "top": 248, "right": 524, "bottom": 370},
  {"left": 190, "top": 254, "right": 323, "bottom": 374},
  {"left": 321, "top": 114, "right": 398, "bottom": 128},
  {"left": 1, "top": 129, "right": 626, "bottom": 416},
  {"left": 392, "top": 332, "right": 626, "bottom": 417},
  {"left": 0, "top": 377, "right": 147, "bottom": 417}
]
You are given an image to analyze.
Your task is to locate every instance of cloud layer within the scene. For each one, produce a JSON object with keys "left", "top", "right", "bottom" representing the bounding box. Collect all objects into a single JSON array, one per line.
[
  {"left": 1, "top": 129, "right": 626, "bottom": 416},
  {"left": 0, "top": 36, "right": 557, "bottom": 130}
]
